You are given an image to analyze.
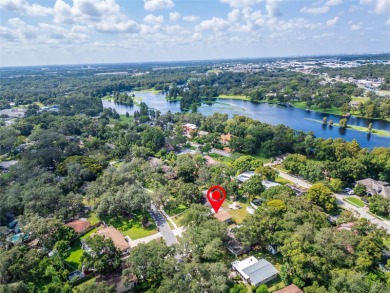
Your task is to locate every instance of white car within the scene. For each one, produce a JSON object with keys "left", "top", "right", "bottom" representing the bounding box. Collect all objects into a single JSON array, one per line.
[
  {"left": 343, "top": 188, "right": 351, "bottom": 193},
  {"left": 348, "top": 190, "right": 355, "bottom": 195}
]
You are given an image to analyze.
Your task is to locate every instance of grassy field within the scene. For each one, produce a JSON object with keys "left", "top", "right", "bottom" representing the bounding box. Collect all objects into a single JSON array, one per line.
[
  {"left": 208, "top": 152, "right": 234, "bottom": 165},
  {"left": 102, "top": 213, "right": 157, "bottom": 240},
  {"left": 118, "top": 114, "right": 133, "bottom": 123},
  {"left": 351, "top": 96, "right": 369, "bottom": 102},
  {"left": 345, "top": 197, "right": 365, "bottom": 208},
  {"left": 252, "top": 151, "right": 272, "bottom": 164},
  {"left": 164, "top": 203, "right": 187, "bottom": 217},
  {"left": 66, "top": 228, "right": 98, "bottom": 270},
  {"left": 87, "top": 212, "right": 100, "bottom": 225},
  {"left": 217, "top": 94, "right": 250, "bottom": 101},
  {"left": 275, "top": 176, "right": 292, "bottom": 185},
  {"left": 292, "top": 102, "right": 345, "bottom": 116}
]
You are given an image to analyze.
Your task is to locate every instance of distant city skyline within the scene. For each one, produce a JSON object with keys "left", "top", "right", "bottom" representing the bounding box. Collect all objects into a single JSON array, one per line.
[{"left": 1, "top": 0, "right": 389, "bottom": 67}]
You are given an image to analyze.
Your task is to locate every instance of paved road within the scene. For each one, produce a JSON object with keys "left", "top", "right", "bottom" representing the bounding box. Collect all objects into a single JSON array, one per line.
[
  {"left": 150, "top": 204, "right": 178, "bottom": 246},
  {"left": 276, "top": 170, "right": 390, "bottom": 234}
]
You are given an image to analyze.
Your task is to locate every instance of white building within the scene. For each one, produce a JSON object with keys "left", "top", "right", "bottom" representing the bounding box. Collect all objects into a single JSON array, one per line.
[{"left": 232, "top": 256, "right": 278, "bottom": 286}]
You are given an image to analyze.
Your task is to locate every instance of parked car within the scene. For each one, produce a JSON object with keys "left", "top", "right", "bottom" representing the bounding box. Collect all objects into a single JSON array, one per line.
[
  {"left": 343, "top": 188, "right": 351, "bottom": 193},
  {"left": 348, "top": 190, "right": 355, "bottom": 195}
]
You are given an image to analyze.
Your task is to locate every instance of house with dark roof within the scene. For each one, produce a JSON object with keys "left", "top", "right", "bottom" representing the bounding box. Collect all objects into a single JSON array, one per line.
[
  {"left": 232, "top": 256, "right": 278, "bottom": 286},
  {"left": 356, "top": 178, "right": 390, "bottom": 199}
]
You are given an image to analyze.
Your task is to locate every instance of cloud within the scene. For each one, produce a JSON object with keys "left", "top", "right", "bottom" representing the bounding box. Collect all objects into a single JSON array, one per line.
[
  {"left": 0, "top": 0, "right": 53, "bottom": 16},
  {"left": 360, "top": 0, "right": 390, "bottom": 14},
  {"left": 301, "top": 0, "right": 343, "bottom": 14},
  {"left": 386, "top": 17, "right": 390, "bottom": 25},
  {"left": 144, "top": 0, "right": 174, "bottom": 11},
  {"left": 326, "top": 16, "right": 339, "bottom": 26},
  {"left": 266, "top": 0, "right": 282, "bottom": 17},
  {"left": 183, "top": 15, "right": 199, "bottom": 22},
  {"left": 219, "top": 0, "right": 262, "bottom": 8},
  {"left": 169, "top": 12, "right": 181, "bottom": 21},
  {"left": 313, "top": 32, "right": 335, "bottom": 38},
  {"left": 351, "top": 24, "right": 361, "bottom": 30},
  {"left": 195, "top": 17, "right": 230, "bottom": 32},
  {"left": 52, "top": 0, "right": 140, "bottom": 33},
  {"left": 144, "top": 14, "right": 164, "bottom": 24}
]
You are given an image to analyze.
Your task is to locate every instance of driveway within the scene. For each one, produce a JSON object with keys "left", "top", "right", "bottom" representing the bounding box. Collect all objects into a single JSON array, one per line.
[
  {"left": 276, "top": 170, "right": 390, "bottom": 234},
  {"left": 150, "top": 204, "right": 178, "bottom": 246}
]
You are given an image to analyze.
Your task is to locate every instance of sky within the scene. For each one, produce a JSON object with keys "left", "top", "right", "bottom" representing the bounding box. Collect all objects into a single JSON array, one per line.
[{"left": 0, "top": 0, "right": 389, "bottom": 66}]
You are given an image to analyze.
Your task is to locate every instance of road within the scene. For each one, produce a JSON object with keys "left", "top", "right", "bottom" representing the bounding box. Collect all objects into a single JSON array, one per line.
[
  {"left": 150, "top": 204, "right": 178, "bottom": 246},
  {"left": 276, "top": 170, "right": 390, "bottom": 234}
]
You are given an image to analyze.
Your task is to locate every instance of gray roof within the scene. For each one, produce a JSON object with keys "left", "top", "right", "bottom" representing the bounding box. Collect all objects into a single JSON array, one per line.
[
  {"left": 242, "top": 259, "right": 278, "bottom": 285},
  {"left": 0, "top": 160, "right": 18, "bottom": 169},
  {"left": 356, "top": 178, "right": 390, "bottom": 199}
]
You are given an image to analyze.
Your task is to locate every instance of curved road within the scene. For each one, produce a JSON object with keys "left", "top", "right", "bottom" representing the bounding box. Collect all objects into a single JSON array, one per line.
[{"left": 276, "top": 170, "right": 390, "bottom": 234}]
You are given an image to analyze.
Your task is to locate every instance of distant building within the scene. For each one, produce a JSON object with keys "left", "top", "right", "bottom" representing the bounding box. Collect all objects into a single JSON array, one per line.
[
  {"left": 232, "top": 256, "right": 278, "bottom": 286},
  {"left": 274, "top": 284, "right": 303, "bottom": 293},
  {"left": 0, "top": 160, "right": 18, "bottom": 170},
  {"left": 182, "top": 123, "right": 197, "bottom": 134},
  {"left": 236, "top": 171, "right": 255, "bottom": 183},
  {"left": 83, "top": 226, "right": 130, "bottom": 255},
  {"left": 65, "top": 218, "right": 91, "bottom": 234},
  {"left": 356, "top": 178, "right": 390, "bottom": 199},
  {"left": 220, "top": 133, "right": 233, "bottom": 145},
  {"left": 213, "top": 209, "right": 233, "bottom": 223}
]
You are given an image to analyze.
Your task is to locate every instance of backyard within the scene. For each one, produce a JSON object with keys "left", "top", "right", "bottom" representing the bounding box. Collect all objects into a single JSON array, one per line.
[{"left": 66, "top": 228, "right": 98, "bottom": 270}]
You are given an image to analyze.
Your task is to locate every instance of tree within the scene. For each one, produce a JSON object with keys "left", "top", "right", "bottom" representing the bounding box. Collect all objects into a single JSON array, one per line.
[
  {"left": 141, "top": 127, "right": 165, "bottom": 152},
  {"left": 124, "top": 240, "right": 175, "bottom": 284},
  {"left": 242, "top": 175, "right": 265, "bottom": 201},
  {"left": 329, "top": 178, "right": 344, "bottom": 193},
  {"left": 229, "top": 283, "right": 247, "bottom": 293},
  {"left": 339, "top": 118, "right": 347, "bottom": 129},
  {"left": 175, "top": 155, "right": 198, "bottom": 183},
  {"left": 255, "top": 166, "right": 278, "bottom": 181},
  {"left": 233, "top": 155, "right": 261, "bottom": 174},
  {"left": 305, "top": 183, "right": 336, "bottom": 212},
  {"left": 368, "top": 122, "right": 373, "bottom": 133},
  {"left": 354, "top": 183, "right": 367, "bottom": 196},
  {"left": 368, "top": 195, "right": 390, "bottom": 217},
  {"left": 256, "top": 284, "right": 269, "bottom": 293},
  {"left": 81, "top": 235, "right": 121, "bottom": 273}
]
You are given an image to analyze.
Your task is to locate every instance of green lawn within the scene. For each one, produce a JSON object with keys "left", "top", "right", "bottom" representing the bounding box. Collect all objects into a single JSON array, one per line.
[
  {"left": 207, "top": 152, "right": 234, "bottom": 165},
  {"left": 87, "top": 212, "right": 100, "bottom": 225},
  {"left": 252, "top": 151, "right": 271, "bottom": 164},
  {"left": 118, "top": 114, "right": 133, "bottom": 123},
  {"left": 164, "top": 203, "right": 187, "bottom": 217},
  {"left": 217, "top": 94, "right": 250, "bottom": 101},
  {"left": 275, "top": 176, "right": 292, "bottom": 185},
  {"left": 345, "top": 197, "right": 365, "bottom": 208},
  {"left": 66, "top": 228, "right": 98, "bottom": 270},
  {"left": 351, "top": 96, "right": 369, "bottom": 102},
  {"left": 102, "top": 213, "right": 157, "bottom": 240},
  {"left": 223, "top": 199, "right": 250, "bottom": 224}
]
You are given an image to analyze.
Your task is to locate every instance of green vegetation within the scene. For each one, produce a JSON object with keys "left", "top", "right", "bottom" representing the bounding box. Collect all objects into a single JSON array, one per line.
[
  {"left": 304, "top": 118, "right": 390, "bottom": 136},
  {"left": 102, "top": 214, "right": 157, "bottom": 240},
  {"left": 292, "top": 102, "right": 345, "bottom": 115},
  {"left": 217, "top": 94, "right": 250, "bottom": 101},
  {"left": 345, "top": 197, "right": 365, "bottom": 208}
]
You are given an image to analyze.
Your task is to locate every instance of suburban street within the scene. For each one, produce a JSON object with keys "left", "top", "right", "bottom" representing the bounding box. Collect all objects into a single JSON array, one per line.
[
  {"left": 150, "top": 203, "right": 178, "bottom": 246},
  {"left": 276, "top": 170, "right": 390, "bottom": 234}
]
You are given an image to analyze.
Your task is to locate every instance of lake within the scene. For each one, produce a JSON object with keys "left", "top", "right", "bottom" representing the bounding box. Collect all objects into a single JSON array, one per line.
[{"left": 103, "top": 91, "right": 390, "bottom": 149}]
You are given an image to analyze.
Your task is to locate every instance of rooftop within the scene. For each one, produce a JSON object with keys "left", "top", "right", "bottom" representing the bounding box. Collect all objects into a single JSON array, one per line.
[
  {"left": 232, "top": 256, "right": 278, "bottom": 286},
  {"left": 65, "top": 218, "right": 91, "bottom": 234},
  {"left": 213, "top": 209, "right": 232, "bottom": 222},
  {"left": 274, "top": 284, "right": 303, "bottom": 293},
  {"left": 95, "top": 226, "right": 129, "bottom": 252}
]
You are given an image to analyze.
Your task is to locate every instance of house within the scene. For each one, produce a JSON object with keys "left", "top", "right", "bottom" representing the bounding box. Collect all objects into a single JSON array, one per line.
[
  {"left": 198, "top": 130, "right": 209, "bottom": 137},
  {"left": 213, "top": 209, "right": 233, "bottom": 223},
  {"left": 274, "top": 284, "right": 303, "bottom": 293},
  {"left": 236, "top": 171, "right": 255, "bottom": 183},
  {"left": 262, "top": 180, "right": 281, "bottom": 189},
  {"left": 182, "top": 123, "right": 197, "bottom": 133},
  {"left": 356, "top": 178, "right": 390, "bottom": 199},
  {"left": 83, "top": 226, "right": 130, "bottom": 255},
  {"left": 65, "top": 218, "right": 91, "bottom": 234},
  {"left": 0, "top": 160, "right": 18, "bottom": 171},
  {"left": 232, "top": 256, "right": 278, "bottom": 286},
  {"left": 226, "top": 230, "right": 250, "bottom": 257},
  {"left": 220, "top": 133, "right": 233, "bottom": 145}
]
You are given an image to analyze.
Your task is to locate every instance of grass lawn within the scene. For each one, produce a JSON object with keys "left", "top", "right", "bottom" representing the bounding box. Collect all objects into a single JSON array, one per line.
[
  {"left": 223, "top": 199, "right": 250, "bottom": 224},
  {"left": 66, "top": 228, "right": 98, "bottom": 270},
  {"left": 118, "top": 114, "right": 133, "bottom": 123},
  {"left": 87, "top": 212, "right": 100, "bottom": 225},
  {"left": 345, "top": 197, "right": 365, "bottom": 208},
  {"left": 351, "top": 96, "right": 369, "bottom": 102},
  {"left": 102, "top": 213, "right": 157, "bottom": 240},
  {"left": 383, "top": 238, "right": 390, "bottom": 250},
  {"left": 275, "top": 176, "right": 292, "bottom": 185},
  {"left": 171, "top": 214, "right": 184, "bottom": 227},
  {"left": 207, "top": 152, "right": 234, "bottom": 165},
  {"left": 0, "top": 172, "right": 11, "bottom": 181},
  {"left": 72, "top": 276, "right": 97, "bottom": 292},
  {"left": 164, "top": 203, "right": 187, "bottom": 217},
  {"left": 217, "top": 94, "right": 250, "bottom": 101},
  {"left": 252, "top": 151, "right": 271, "bottom": 164}
]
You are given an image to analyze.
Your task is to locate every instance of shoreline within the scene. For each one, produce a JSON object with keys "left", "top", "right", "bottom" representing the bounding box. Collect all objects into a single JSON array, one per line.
[{"left": 304, "top": 118, "right": 390, "bottom": 137}]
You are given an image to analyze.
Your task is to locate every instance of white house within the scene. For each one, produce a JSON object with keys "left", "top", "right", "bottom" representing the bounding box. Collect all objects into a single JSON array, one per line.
[{"left": 232, "top": 256, "right": 278, "bottom": 286}]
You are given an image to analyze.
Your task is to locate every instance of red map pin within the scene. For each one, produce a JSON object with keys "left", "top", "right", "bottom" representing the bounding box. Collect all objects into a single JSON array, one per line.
[{"left": 207, "top": 185, "right": 226, "bottom": 213}]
